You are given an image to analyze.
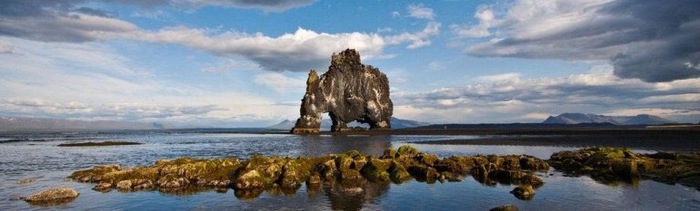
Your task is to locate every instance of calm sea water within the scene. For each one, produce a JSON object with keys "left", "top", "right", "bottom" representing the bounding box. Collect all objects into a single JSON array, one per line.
[{"left": 1, "top": 131, "right": 698, "bottom": 210}]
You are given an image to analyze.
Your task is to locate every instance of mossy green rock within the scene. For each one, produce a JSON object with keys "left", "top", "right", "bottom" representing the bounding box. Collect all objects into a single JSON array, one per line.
[
  {"left": 340, "top": 169, "right": 364, "bottom": 181},
  {"left": 306, "top": 172, "right": 322, "bottom": 186},
  {"left": 550, "top": 147, "right": 700, "bottom": 190},
  {"left": 490, "top": 204, "right": 519, "bottom": 211},
  {"left": 388, "top": 160, "right": 411, "bottom": 183},
  {"left": 510, "top": 185, "right": 535, "bottom": 200},
  {"left": 408, "top": 166, "right": 439, "bottom": 183},
  {"left": 520, "top": 156, "right": 550, "bottom": 171},
  {"left": 279, "top": 159, "right": 315, "bottom": 189},
  {"left": 382, "top": 147, "right": 398, "bottom": 159},
  {"left": 235, "top": 170, "right": 266, "bottom": 189},
  {"left": 417, "top": 153, "right": 439, "bottom": 166},
  {"left": 25, "top": 187, "right": 79, "bottom": 205},
  {"left": 360, "top": 158, "right": 391, "bottom": 182},
  {"left": 69, "top": 164, "right": 120, "bottom": 182},
  {"left": 70, "top": 147, "right": 554, "bottom": 196},
  {"left": 320, "top": 159, "right": 337, "bottom": 181},
  {"left": 396, "top": 145, "right": 419, "bottom": 158}
]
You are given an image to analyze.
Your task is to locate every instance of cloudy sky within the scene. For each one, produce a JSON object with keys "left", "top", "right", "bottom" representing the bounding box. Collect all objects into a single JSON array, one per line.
[{"left": 1, "top": 0, "right": 698, "bottom": 127}]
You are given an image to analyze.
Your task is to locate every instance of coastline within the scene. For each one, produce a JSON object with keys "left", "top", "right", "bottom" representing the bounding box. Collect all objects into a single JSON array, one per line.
[{"left": 334, "top": 126, "right": 700, "bottom": 151}]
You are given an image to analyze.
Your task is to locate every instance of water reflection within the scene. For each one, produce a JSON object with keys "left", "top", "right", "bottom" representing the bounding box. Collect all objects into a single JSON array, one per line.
[
  {"left": 234, "top": 189, "right": 264, "bottom": 201},
  {"left": 1, "top": 131, "right": 699, "bottom": 210},
  {"left": 322, "top": 181, "right": 390, "bottom": 211},
  {"left": 297, "top": 135, "right": 393, "bottom": 156}
]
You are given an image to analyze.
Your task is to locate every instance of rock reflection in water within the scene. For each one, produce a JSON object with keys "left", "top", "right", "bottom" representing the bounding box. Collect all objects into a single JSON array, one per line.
[
  {"left": 234, "top": 188, "right": 264, "bottom": 201},
  {"left": 230, "top": 180, "right": 390, "bottom": 210},
  {"left": 322, "top": 181, "right": 390, "bottom": 211},
  {"left": 297, "top": 135, "right": 393, "bottom": 156}
]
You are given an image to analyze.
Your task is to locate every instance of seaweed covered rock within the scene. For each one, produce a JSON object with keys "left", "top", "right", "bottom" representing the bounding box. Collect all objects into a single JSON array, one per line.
[
  {"left": 69, "top": 157, "right": 240, "bottom": 192},
  {"left": 291, "top": 49, "right": 393, "bottom": 134},
  {"left": 279, "top": 160, "right": 309, "bottom": 189},
  {"left": 408, "top": 166, "right": 439, "bottom": 183},
  {"left": 387, "top": 160, "right": 411, "bottom": 183},
  {"left": 396, "top": 145, "right": 419, "bottom": 158},
  {"left": 70, "top": 146, "right": 551, "bottom": 198},
  {"left": 549, "top": 147, "right": 700, "bottom": 190},
  {"left": 490, "top": 204, "right": 519, "bottom": 211},
  {"left": 234, "top": 155, "right": 286, "bottom": 190},
  {"left": 335, "top": 151, "right": 369, "bottom": 185},
  {"left": 70, "top": 164, "right": 120, "bottom": 182},
  {"left": 360, "top": 158, "right": 391, "bottom": 182},
  {"left": 435, "top": 156, "right": 474, "bottom": 175},
  {"left": 93, "top": 182, "right": 112, "bottom": 192},
  {"left": 235, "top": 170, "right": 266, "bottom": 189},
  {"left": 510, "top": 185, "right": 535, "bottom": 200},
  {"left": 550, "top": 147, "right": 639, "bottom": 180},
  {"left": 25, "top": 187, "right": 79, "bottom": 205}
]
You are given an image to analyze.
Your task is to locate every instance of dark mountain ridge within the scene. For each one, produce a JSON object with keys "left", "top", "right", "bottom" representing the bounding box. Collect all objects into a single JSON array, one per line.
[{"left": 542, "top": 113, "right": 676, "bottom": 125}]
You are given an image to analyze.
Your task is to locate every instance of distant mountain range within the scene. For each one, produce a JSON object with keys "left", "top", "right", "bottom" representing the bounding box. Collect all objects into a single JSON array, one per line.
[
  {"left": 0, "top": 117, "right": 164, "bottom": 131},
  {"left": 268, "top": 117, "right": 430, "bottom": 130},
  {"left": 0, "top": 113, "right": 680, "bottom": 132},
  {"left": 542, "top": 113, "right": 677, "bottom": 125}
]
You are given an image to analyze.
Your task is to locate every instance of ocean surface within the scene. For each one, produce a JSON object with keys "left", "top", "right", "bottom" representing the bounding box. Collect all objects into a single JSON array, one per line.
[{"left": 1, "top": 130, "right": 699, "bottom": 210}]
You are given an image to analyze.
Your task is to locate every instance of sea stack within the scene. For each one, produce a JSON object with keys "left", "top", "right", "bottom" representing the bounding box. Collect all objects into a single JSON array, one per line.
[{"left": 291, "top": 49, "right": 393, "bottom": 134}]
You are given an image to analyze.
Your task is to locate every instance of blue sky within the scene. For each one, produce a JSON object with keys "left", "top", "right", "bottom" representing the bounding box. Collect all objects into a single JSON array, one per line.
[{"left": 0, "top": 0, "right": 698, "bottom": 127}]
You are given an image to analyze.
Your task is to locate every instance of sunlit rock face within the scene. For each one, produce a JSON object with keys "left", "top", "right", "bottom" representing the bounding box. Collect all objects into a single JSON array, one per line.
[{"left": 291, "top": 49, "right": 393, "bottom": 134}]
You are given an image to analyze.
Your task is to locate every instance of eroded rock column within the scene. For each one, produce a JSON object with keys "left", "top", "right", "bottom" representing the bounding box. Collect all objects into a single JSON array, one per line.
[{"left": 291, "top": 49, "right": 393, "bottom": 134}]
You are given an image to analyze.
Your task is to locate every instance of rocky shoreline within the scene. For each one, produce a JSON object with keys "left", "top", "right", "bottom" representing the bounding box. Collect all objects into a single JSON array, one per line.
[{"left": 66, "top": 146, "right": 700, "bottom": 202}]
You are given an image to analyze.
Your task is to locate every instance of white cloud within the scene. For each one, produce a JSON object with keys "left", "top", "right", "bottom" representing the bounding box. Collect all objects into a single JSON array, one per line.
[
  {"left": 452, "top": 6, "right": 497, "bottom": 38},
  {"left": 519, "top": 112, "right": 552, "bottom": 121},
  {"left": 0, "top": 11, "right": 139, "bottom": 42},
  {"left": 603, "top": 108, "right": 700, "bottom": 120},
  {"left": 174, "top": 0, "right": 316, "bottom": 12},
  {"left": 475, "top": 72, "right": 521, "bottom": 82},
  {"left": 377, "top": 27, "right": 393, "bottom": 33},
  {"left": 254, "top": 72, "right": 307, "bottom": 93},
  {"left": 131, "top": 27, "right": 387, "bottom": 72},
  {"left": 0, "top": 41, "right": 13, "bottom": 54},
  {"left": 407, "top": 4, "right": 435, "bottom": 20},
  {"left": 394, "top": 105, "right": 474, "bottom": 124},
  {"left": 381, "top": 5, "right": 441, "bottom": 49},
  {"left": 385, "top": 21, "right": 441, "bottom": 49},
  {"left": 0, "top": 1, "right": 442, "bottom": 72},
  {"left": 393, "top": 65, "right": 700, "bottom": 123},
  {"left": 200, "top": 59, "right": 261, "bottom": 73},
  {"left": 460, "top": 0, "right": 700, "bottom": 82},
  {"left": 0, "top": 37, "right": 297, "bottom": 126},
  {"left": 427, "top": 61, "right": 445, "bottom": 71},
  {"left": 639, "top": 94, "right": 700, "bottom": 104}
]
